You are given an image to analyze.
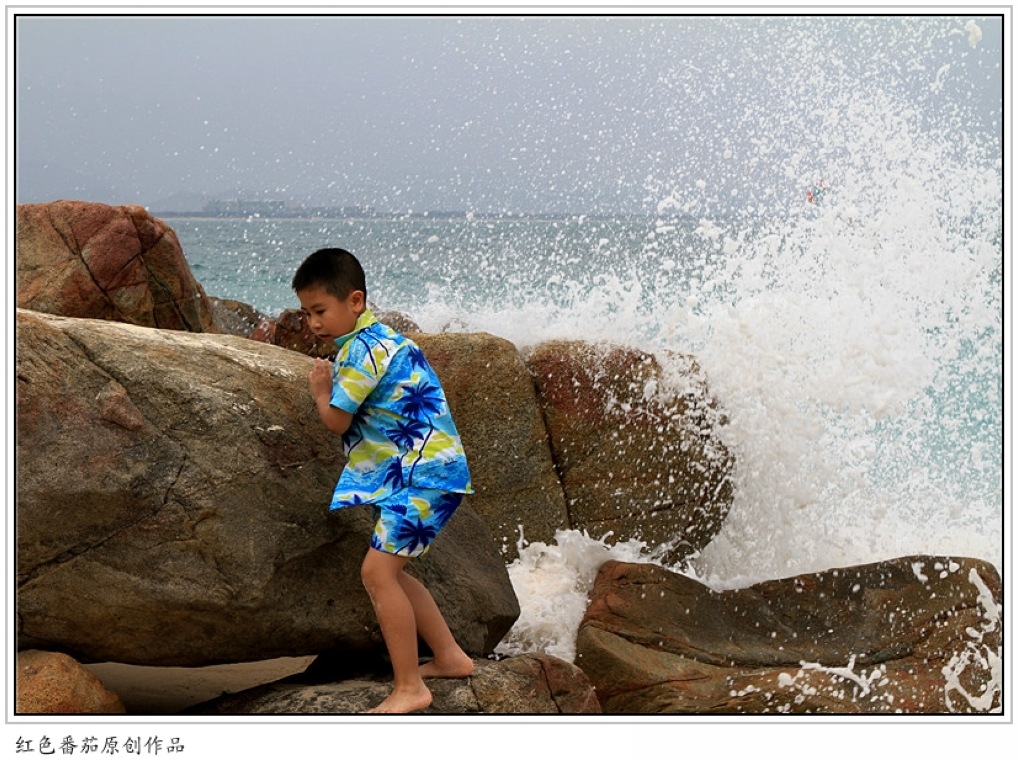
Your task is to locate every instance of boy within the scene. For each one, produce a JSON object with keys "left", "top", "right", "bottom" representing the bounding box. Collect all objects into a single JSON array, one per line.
[{"left": 292, "top": 247, "right": 475, "bottom": 714}]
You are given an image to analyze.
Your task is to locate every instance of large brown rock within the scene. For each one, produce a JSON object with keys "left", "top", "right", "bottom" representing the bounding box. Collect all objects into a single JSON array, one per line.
[
  {"left": 16, "top": 201, "right": 215, "bottom": 332},
  {"left": 526, "top": 341, "right": 733, "bottom": 559},
  {"left": 576, "top": 557, "right": 1003, "bottom": 714},
  {"left": 250, "top": 308, "right": 336, "bottom": 359},
  {"left": 209, "top": 296, "right": 268, "bottom": 337},
  {"left": 189, "top": 654, "right": 600, "bottom": 714},
  {"left": 16, "top": 309, "right": 518, "bottom": 667},
  {"left": 410, "top": 332, "right": 569, "bottom": 557},
  {"left": 17, "top": 650, "right": 126, "bottom": 714}
]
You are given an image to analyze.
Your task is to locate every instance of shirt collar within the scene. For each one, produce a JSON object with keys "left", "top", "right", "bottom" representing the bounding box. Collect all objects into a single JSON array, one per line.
[{"left": 333, "top": 308, "right": 378, "bottom": 350}]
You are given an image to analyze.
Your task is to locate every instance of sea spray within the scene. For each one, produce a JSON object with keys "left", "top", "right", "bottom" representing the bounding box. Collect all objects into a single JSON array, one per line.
[
  {"left": 493, "top": 529, "right": 670, "bottom": 661},
  {"left": 651, "top": 32, "right": 1003, "bottom": 585},
  {"left": 485, "top": 17, "right": 1002, "bottom": 660}
]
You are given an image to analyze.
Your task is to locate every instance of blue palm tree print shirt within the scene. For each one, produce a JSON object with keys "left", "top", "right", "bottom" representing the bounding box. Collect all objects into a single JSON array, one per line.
[{"left": 327, "top": 309, "right": 473, "bottom": 509}]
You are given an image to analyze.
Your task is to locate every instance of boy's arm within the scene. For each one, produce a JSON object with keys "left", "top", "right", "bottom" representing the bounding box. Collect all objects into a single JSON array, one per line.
[{"left": 309, "top": 358, "right": 354, "bottom": 434}]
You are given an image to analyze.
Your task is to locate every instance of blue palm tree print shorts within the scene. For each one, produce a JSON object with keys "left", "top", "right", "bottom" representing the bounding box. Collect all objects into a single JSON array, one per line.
[{"left": 369, "top": 488, "right": 462, "bottom": 558}]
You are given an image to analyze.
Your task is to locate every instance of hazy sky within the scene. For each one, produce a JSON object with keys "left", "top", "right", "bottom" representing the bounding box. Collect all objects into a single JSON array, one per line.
[{"left": 14, "top": 13, "right": 1004, "bottom": 214}]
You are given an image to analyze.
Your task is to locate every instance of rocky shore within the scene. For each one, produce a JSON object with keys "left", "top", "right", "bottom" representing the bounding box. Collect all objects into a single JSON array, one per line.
[{"left": 14, "top": 201, "right": 1002, "bottom": 715}]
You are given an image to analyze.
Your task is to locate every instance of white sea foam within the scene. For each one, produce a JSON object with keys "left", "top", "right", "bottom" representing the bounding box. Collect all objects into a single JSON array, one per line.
[{"left": 493, "top": 529, "right": 666, "bottom": 661}]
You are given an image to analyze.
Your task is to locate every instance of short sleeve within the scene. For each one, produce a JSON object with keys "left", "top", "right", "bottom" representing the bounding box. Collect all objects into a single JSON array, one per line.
[{"left": 330, "top": 338, "right": 382, "bottom": 413}]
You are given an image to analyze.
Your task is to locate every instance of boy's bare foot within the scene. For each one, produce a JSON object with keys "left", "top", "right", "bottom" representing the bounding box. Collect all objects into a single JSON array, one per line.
[
  {"left": 420, "top": 652, "right": 475, "bottom": 679},
  {"left": 365, "top": 683, "right": 433, "bottom": 714}
]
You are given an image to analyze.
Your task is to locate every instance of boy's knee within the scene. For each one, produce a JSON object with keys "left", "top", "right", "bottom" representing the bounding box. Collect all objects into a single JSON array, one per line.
[
  {"left": 360, "top": 557, "right": 379, "bottom": 590},
  {"left": 360, "top": 550, "right": 402, "bottom": 592}
]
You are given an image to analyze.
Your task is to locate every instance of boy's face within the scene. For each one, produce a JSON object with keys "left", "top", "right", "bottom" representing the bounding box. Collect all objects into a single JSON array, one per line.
[{"left": 297, "top": 285, "right": 366, "bottom": 344}]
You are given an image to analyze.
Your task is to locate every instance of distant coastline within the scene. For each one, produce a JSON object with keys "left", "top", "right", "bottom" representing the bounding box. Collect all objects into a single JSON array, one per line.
[{"left": 150, "top": 206, "right": 658, "bottom": 222}]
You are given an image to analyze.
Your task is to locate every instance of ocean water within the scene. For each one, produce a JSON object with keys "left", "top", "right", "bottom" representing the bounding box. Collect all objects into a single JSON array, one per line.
[{"left": 171, "top": 16, "right": 1003, "bottom": 669}]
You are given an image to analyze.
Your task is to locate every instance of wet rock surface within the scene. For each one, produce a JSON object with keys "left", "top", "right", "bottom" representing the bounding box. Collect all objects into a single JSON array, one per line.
[
  {"left": 526, "top": 341, "right": 734, "bottom": 559},
  {"left": 576, "top": 557, "right": 1002, "bottom": 714}
]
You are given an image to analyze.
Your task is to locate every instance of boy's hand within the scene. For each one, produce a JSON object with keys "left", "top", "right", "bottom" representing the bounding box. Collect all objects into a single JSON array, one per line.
[
  {"left": 309, "top": 358, "right": 334, "bottom": 400},
  {"left": 308, "top": 358, "right": 353, "bottom": 434}
]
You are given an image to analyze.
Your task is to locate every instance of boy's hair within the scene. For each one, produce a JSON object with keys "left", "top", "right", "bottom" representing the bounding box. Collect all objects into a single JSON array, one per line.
[{"left": 291, "top": 248, "right": 367, "bottom": 301}]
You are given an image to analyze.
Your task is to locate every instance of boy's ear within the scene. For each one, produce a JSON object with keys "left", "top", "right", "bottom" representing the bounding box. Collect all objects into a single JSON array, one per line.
[{"left": 350, "top": 290, "right": 366, "bottom": 311}]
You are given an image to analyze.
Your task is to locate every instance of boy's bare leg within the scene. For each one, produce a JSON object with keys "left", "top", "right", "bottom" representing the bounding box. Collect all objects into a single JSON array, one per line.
[
  {"left": 397, "top": 571, "right": 475, "bottom": 679},
  {"left": 360, "top": 549, "right": 432, "bottom": 714}
]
